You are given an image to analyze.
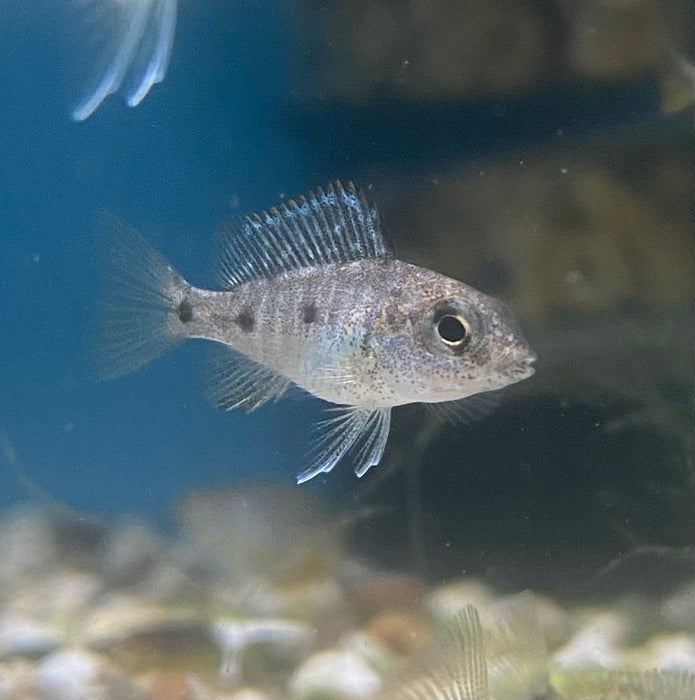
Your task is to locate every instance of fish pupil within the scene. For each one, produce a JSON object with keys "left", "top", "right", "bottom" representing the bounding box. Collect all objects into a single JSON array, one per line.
[{"left": 437, "top": 314, "right": 468, "bottom": 344}]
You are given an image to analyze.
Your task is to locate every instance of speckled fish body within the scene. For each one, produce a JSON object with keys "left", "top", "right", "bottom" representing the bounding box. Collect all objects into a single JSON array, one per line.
[
  {"left": 101, "top": 182, "right": 535, "bottom": 483},
  {"left": 178, "top": 260, "right": 532, "bottom": 408}
]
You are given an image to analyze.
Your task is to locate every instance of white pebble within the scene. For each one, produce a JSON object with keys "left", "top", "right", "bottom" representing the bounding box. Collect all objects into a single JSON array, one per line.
[
  {"left": 553, "top": 611, "right": 627, "bottom": 668},
  {"left": 0, "top": 614, "right": 61, "bottom": 660},
  {"left": 646, "top": 635, "right": 695, "bottom": 672},
  {"left": 0, "top": 507, "right": 57, "bottom": 581},
  {"left": 662, "top": 582, "right": 695, "bottom": 632},
  {"left": 290, "top": 649, "right": 382, "bottom": 699},
  {"left": 36, "top": 649, "right": 102, "bottom": 700}
]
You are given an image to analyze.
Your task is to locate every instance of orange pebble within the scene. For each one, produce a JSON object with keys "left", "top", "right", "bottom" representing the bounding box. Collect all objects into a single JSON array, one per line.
[
  {"left": 368, "top": 610, "right": 432, "bottom": 657},
  {"left": 148, "top": 671, "right": 189, "bottom": 700}
]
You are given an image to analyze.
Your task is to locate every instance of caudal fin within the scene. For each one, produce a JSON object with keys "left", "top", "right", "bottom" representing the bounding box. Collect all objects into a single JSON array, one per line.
[{"left": 97, "top": 220, "right": 187, "bottom": 379}]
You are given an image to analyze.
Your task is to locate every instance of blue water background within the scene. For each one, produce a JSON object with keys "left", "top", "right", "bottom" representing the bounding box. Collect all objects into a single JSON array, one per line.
[{"left": 0, "top": 0, "right": 685, "bottom": 520}]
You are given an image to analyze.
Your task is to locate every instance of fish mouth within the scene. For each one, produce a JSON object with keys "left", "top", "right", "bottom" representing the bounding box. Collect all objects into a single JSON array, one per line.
[
  {"left": 501, "top": 345, "right": 536, "bottom": 379},
  {"left": 518, "top": 358, "right": 536, "bottom": 379},
  {"left": 522, "top": 347, "right": 538, "bottom": 368},
  {"left": 519, "top": 344, "right": 537, "bottom": 371},
  {"left": 506, "top": 361, "right": 535, "bottom": 380}
]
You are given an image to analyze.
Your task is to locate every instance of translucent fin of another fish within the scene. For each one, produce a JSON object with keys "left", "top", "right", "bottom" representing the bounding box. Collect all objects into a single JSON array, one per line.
[
  {"left": 0, "top": 426, "right": 83, "bottom": 519},
  {"left": 296, "top": 406, "right": 391, "bottom": 484},
  {"left": 485, "top": 591, "right": 551, "bottom": 700},
  {"left": 71, "top": 0, "right": 177, "bottom": 121},
  {"left": 397, "top": 605, "right": 490, "bottom": 700},
  {"left": 217, "top": 181, "right": 392, "bottom": 288},
  {"left": 660, "top": 48, "right": 695, "bottom": 115},
  {"left": 206, "top": 347, "right": 291, "bottom": 412},
  {"left": 549, "top": 666, "right": 695, "bottom": 700},
  {"left": 97, "top": 220, "right": 187, "bottom": 379}
]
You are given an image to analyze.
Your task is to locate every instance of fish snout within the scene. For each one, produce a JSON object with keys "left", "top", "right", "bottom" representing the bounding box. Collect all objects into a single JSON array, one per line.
[
  {"left": 513, "top": 342, "right": 537, "bottom": 378},
  {"left": 497, "top": 337, "right": 536, "bottom": 379}
]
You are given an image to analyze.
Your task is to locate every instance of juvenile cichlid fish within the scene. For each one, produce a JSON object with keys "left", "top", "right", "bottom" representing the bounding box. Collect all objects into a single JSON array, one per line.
[
  {"left": 100, "top": 182, "right": 535, "bottom": 483},
  {"left": 71, "top": 0, "right": 177, "bottom": 121}
]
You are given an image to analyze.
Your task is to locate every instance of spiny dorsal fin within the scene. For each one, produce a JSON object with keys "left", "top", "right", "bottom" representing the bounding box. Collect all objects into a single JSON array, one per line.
[{"left": 217, "top": 181, "right": 392, "bottom": 288}]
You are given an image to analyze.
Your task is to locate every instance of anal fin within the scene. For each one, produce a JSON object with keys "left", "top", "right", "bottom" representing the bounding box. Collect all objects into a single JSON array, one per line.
[
  {"left": 297, "top": 406, "right": 391, "bottom": 484},
  {"left": 206, "top": 348, "right": 290, "bottom": 412}
]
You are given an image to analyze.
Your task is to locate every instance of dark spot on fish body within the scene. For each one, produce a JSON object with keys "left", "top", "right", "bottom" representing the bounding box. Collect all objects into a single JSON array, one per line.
[
  {"left": 360, "top": 331, "right": 375, "bottom": 359},
  {"left": 386, "top": 307, "right": 408, "bottom": 328},
  {"left": 177, "top": 300, "right": 193, "bottom": 323},
  {"left": 302, "top": 302, "right": 317, "bottom": 324},
  {"left": 235, "top": 309, "right": 255, "bottom": 333}
]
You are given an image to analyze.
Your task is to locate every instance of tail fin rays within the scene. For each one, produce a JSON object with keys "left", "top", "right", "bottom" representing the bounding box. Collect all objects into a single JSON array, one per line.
[{"left": 97, "top": 221, "right": 187, "bottom": 379}]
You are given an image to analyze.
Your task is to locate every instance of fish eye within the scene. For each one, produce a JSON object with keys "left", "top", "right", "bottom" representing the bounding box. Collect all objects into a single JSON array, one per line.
[
  {"left": 436, "top": 313, "right": 469, "bottom": 346},
  {"left": 423, "top": 300, "right": 476, "bottom": 356}
]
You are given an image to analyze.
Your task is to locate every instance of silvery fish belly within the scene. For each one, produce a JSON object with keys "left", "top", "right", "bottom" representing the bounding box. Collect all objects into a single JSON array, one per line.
[{"left": 100, "top": 182, "right": 536, "bottom": 483}]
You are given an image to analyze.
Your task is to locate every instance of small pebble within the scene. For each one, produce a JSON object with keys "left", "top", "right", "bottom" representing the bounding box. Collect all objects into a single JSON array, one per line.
[
  {"left": 36, "top": 649, "right": 102, "bottom": 700},
  {"left": 553, "top": 610, "right": 627, "bottom": 668},
  {"left": 290, "top": 649, "right": 382, "bottom": 699},
  {"left": 0, "top": 613, "right": 62, "bottom": 660},
  {"left": 146, "top": 670, "right": 190, "bottom": 700},
  {"left": 367, "top": 610, "right": 431, "bottom": 657}
]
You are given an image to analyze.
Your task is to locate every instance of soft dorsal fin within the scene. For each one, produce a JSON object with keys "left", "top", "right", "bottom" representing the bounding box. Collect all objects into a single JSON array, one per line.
[{"left": 217, "top": 181, "right": 392, "bottom": 288}]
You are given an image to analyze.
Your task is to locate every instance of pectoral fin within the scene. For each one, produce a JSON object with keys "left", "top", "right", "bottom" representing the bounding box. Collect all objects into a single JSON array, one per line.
[{"left": 426, "top": 391, "right": 500, "bottom": 425}]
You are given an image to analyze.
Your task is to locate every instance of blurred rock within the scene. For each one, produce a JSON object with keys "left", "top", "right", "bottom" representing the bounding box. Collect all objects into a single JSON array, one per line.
[
  {"left": 366, "top": 610, "right": 431, "bottom": 658},
  {"left": 550, "top": 665, "right": 695, "bottom": 700},
  {"left": 289, "top": 647, "right": 383, "bottom": 699},
  {"left": 295, "top": 0, "right": 693, "bottom": 106},
  {"left": 559, "top": 0, "right": 689, "bottom": 81},
  {"left": 0, "top": 507, "right": 58, "bottom": 587},
  {"left": 296, "top": 0, "right": 549, "bottom": 103},
  {"left": 553, "top": 609, "right": 629, "bottom": 668},
  {"left": 0, "top": 658, "right": 37, "bottom": 700},
  {"left": 215, "top": 576, "right": 344, "bottom": 622},
  {"left": 99, "top": 520, "right": 165, "bottom": 588},
  {"left": 177, "top": 485, "right": 338, "bottom": 585},
  {"left": 144, "top": 670, "right": 190, "bottom": 700},
  {"left": 212, "top": 618, "right": 313, "bottom": 686},
  {"left": 226, "top": 689, "right": 273, "bottom": 700},
  {"left": 662, "top": 581, "right": 695, "bottom": 632},
  {"left": 80, "top": 595, "right": 199, "bottom": 650},
  {"left": 385, "top": 158, "right": 695, "bottom": 323},
  {"left": 0, "top": 496, "right": 692, "bottom": 697},
  {"left": 35, "top": 648, "right": 147, "bottom": 700},
  {"left": 426, "top": 578, "right": 495, "bottom": 620},
  {"left": 640, "top": 633, "right": 695, "bottom": 672},
  {"left": 177, "top": 486, "right": 350, "bottom": 623},
  {"left": 0, "top": 614, "right": 62, "bottom": 661},
  {"left": 342, "top": 561, "right": 426, "bottom": 611}
]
